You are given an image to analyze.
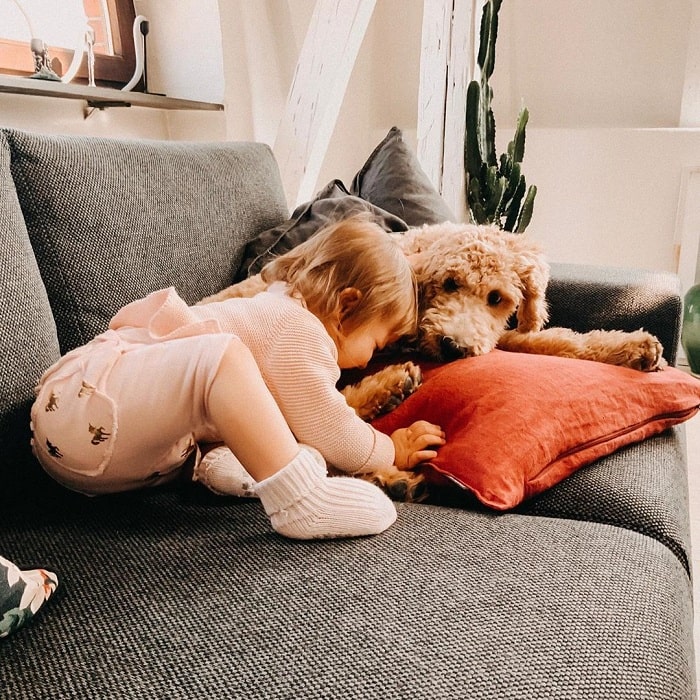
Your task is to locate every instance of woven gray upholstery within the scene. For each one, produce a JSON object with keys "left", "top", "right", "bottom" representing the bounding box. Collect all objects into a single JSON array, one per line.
[
  {"left": 2, "top": 493, "right": 695, "bottom": 700},
  {"left": 5, "top": 129, "right": 289, "bottom": 354},
  {"left": 517, "top": 426, "right": 692, "bottom": 574},
  {"left": 547, "top": 262, "right": 682, "bottom": 365},
  {"left": 0, "top": 132, "right": 60, "bottom": 502},
  {"left": 430, "top": 428, "right": 693, "bottom": 577}
]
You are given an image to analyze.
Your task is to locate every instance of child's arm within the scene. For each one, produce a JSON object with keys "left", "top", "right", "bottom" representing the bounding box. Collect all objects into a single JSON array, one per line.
[{"left": 264, "top": 330, "right": 397, "bottom": 474}]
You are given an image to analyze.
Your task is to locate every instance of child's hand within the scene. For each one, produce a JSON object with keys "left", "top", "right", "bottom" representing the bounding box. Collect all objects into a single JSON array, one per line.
[{"left": 390, "top": 421, "right": 445, "bottom": 470}]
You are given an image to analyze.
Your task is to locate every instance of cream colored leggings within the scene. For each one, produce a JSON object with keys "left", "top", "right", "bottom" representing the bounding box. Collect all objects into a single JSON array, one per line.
[{"left": 31, "top": 331, "right": 236, "bottom": 495}]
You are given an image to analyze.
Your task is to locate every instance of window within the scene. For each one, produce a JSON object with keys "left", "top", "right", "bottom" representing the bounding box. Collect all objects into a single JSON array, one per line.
[{"left": 0, "top": 0, "right": 136, "bottom": 88}]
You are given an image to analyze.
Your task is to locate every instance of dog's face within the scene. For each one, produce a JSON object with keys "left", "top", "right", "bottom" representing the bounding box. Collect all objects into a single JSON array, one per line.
[{"left": 397, "top": 223, "right": 550, "bottom": 361}]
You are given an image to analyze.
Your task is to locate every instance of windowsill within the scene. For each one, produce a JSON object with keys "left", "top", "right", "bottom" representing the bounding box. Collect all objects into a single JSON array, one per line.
[{"left": 0, "top": 74, "right": 224, "bottom": 111}]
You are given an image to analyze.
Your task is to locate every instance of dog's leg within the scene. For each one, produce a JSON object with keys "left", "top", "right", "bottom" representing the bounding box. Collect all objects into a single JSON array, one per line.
[
  {"left": 339, "top": 361, "right": 427, "bottom": 503},
  {"left": 197, "top": 274, "right": 267, "bottom": 305},
  {"left": 497, "top": 327, "right": 666, "bottom": 371},
  {"left": 329, "top": 463, "right": 428, "bottom": 503},
  {"left": 357, "top": 467, "right": 429, "bottom": 503},
  {"left": 341, "top": 362, "right": 423, "bottom": 421}
]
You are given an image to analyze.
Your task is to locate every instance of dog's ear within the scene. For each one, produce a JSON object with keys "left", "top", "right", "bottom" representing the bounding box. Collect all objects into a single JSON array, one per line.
[{"left": 508, "top": 236, "right": 550, "bottom": 332}]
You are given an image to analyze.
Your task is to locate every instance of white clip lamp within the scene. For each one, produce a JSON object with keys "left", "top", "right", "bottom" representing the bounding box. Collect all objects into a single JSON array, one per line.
[
  {"left": 122, "top": 15, "right": 148, "bottom": 92},
  {"left": 10, "top": 0, "right": 60, "bottom": 80}
]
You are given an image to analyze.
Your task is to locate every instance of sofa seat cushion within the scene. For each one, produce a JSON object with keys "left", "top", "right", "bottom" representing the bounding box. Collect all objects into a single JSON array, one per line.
[
  {"left": 2, "top": 491, "right": 694, "bottom": 699},
  {"left": 515, "top": 425, "right": 694, "bottom": 574},
  {"left": 0, "top": 132, "right": 61, "bottom": 502},
  {"left": 365, "top": 350, "right": 696, "bottom": 575},
  {"left": 4, "top": 129, "right": 289, "bottom": 354}
]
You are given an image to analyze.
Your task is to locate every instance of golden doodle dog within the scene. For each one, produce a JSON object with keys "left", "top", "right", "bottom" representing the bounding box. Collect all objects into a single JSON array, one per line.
[{"left": 200, "top": 222, "right": 665, "bottom": 501}]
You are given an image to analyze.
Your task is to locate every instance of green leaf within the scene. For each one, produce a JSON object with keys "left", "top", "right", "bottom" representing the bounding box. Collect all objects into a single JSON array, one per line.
[
  {"left": 464, "top": 81, "right": 483, "bottom": 178},
  {"left": 515, "top": 185, "right": 537, "bottom": 233},
  {"left": 512, "top": 107, "right": 529, "bottom": 163},
  {"left": 503, "top": 176, "right": 526, "bottom": 232}
]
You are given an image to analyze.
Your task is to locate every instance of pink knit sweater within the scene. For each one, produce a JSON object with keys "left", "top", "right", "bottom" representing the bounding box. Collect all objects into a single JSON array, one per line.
[{"left": 110, "top": 286, "right": 395, "bottom": 474}]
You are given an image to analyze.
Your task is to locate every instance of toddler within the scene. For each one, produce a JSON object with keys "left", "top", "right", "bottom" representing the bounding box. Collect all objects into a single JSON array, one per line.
[{"left": 31, "top": 216, "right": 444, "bottom": 540}]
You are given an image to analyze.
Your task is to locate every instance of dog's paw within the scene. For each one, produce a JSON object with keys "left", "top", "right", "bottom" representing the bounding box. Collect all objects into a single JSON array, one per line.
[
  {"left": 360, "top": 469, "right": 428, "bottom": 503},
  {"left": 374, "top": 361, "right": 423, "bottom": 416},
  {"left": 623, "top": 331, "right": 667, "bottom": 372},
  {"left": 343, "top": 362, "right": 423, "bottom": 421}
]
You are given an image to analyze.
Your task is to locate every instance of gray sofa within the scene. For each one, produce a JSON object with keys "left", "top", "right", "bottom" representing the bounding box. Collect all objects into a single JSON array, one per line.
[{"left": 0, "top": 127, "right": 695, "bottom": 699}]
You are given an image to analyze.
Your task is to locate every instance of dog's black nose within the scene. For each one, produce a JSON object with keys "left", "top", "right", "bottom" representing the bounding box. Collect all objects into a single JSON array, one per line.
[{"left": 439, "top": 336, "right": 467, "bottom": 360}]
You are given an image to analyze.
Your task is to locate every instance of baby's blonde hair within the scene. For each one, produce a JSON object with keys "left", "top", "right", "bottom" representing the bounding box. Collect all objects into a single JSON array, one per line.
[{"left": 260, "top": 215, "right": 417, "bottom": 341}]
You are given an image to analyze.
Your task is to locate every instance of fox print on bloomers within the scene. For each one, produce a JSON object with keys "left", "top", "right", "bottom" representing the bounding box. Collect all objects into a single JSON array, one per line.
[{"left": 31, "top": 334, "right": 120, "bottom": 493}]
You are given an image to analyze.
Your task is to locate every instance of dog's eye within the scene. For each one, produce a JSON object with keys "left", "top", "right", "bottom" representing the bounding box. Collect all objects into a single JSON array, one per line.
[
  {"left": 487, "top": 290, "right": 502, "bottom": 306},
  {"left": 442, "top": 277, "right": 459, "bottom": 293}
]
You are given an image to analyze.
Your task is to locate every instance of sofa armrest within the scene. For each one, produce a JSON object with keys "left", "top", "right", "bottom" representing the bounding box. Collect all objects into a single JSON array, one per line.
[{"left": 546, "top": 262, "right": 682, "bottom": 366}]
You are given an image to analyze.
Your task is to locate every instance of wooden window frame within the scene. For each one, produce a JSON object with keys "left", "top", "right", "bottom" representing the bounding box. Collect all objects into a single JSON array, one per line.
[{"left": 0, "top": 0, "right": 136, "bottom": 89}]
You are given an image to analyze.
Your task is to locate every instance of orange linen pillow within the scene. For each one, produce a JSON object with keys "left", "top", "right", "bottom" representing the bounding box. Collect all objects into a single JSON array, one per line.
[{"left": 371, "top": 350, "right": 700, "bottom": 510}]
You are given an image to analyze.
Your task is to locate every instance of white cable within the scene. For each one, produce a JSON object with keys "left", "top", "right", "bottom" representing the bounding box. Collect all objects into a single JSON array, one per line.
[
  {"left": 121, "top": 15, "right": 147, "bottom": 92},
  {"left": 10, "top": 0, "right": 35, "bottom": 37},
  {"left": 61, "top": 27, "right": 88, "bottom": 84}
]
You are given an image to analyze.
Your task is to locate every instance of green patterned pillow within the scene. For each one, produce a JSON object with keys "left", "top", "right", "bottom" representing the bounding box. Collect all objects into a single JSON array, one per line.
[{"left": 0, "top": 555, "right": 58, "bottom": 638}]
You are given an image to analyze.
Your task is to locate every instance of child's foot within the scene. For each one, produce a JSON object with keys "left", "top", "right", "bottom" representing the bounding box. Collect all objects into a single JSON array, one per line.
[
  {"left": 193, "top": 446, "right": 257, "bottom": 497},
  {"left": 255, "top": 446, "right": 397, "bottom": 540}
]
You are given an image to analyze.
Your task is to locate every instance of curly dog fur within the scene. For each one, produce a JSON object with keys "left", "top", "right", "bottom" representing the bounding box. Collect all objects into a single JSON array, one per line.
[
  {"left": 200, "top": 222, "right": 666, "bottom": 501},
  {"left": 400, "top": 223, "right": 665, "bottom": 371}
]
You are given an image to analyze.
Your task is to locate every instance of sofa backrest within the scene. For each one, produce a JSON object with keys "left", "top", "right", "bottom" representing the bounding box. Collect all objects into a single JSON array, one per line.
[
  {"left": 0, "top": 129, "right": 289, "bottom": 501},
  {"left": 0, "top": 131, "right": 61, "bottom": 501},
  {"left": 4, "top": 129, "right": 289, "bottom": 354}
]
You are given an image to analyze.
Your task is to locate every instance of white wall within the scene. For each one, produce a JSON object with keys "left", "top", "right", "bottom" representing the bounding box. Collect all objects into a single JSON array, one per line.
[
  {"left": 0, "top": 92, "right": 171, "bottom": 137},
  {"left": 487, "top": 0, "right": 700, "bottom": 284},
  {"left": 2, "top": 0, "right": 699, "bottom": 285},
  {"left": 216, "top": 0, "right": 423, "bottom": 192},
  {"left": 217, "top": 0, "right": 308, "bottom": 145},
  {"left": 215, "top": 0, "right": 700, "bottom": 283},
  {"left": 522, "top": 128, "right": 700, "bottom": 274},
  {"left": 133, "top": 0, "right": 225, "bottom": 104},
  {"left": 317, "top": 0, "right": 424, "bottom": 189},
  {"left": 493, "top": 0, "right": 693, "bottom": 129}
]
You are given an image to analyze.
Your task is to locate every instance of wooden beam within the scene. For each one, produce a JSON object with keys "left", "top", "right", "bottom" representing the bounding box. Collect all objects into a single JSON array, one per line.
[
  {"left": 680, "top": 0, "right": 700, "bottom": 127},
  {"left": 274, "top": 0, "right": 376, "bottom": 208},
  {"left": 417, "top": 0, "right": 476, "bottom": 221},
  {"left": 417, "top": 0, "right": 452, "bottom": 191}
]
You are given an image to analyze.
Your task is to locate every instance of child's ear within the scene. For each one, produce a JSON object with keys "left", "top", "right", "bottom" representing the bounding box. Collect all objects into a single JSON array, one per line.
[{"left": 338, "top": 287, "right": 362, "bottom": 321}]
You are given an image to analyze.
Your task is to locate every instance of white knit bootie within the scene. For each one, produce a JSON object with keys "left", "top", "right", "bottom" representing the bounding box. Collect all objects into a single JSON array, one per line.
[
  {"left": 255, "top": 446, "right": 397, "bottom": 540},
  {"left": 193, "top": 446, "right": 258, "bottom": 498}
]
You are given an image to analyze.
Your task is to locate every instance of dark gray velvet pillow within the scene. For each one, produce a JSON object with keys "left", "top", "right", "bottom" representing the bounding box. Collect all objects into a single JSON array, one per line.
[
  {"left": 0, "top": 131, "right": 61, "bottom": 501},
  {"left": 351, "top": 126, "right": 455, "bottom": 226},
  {"left": 235, "top": 179, "right": 408, "bottom": 280},
  {"left": 6, "top": 129, "right": 289, "bottom": 354}
]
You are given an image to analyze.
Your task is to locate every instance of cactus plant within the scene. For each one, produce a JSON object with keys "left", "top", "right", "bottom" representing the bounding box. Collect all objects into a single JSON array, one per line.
[{"left": 465, "top": 0, "right": 536, "bottom": 233}]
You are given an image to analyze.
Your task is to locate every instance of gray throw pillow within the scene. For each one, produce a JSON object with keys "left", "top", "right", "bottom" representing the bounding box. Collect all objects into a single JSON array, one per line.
[
  {"left": 351, "top": 126, "right": 455, "bottom": 226},
  {"left": 236, "top": 129, "right": 455, "bottom": 281},
  {"left": 235, "top": 179, "right": 408, "bottom": 280}
]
